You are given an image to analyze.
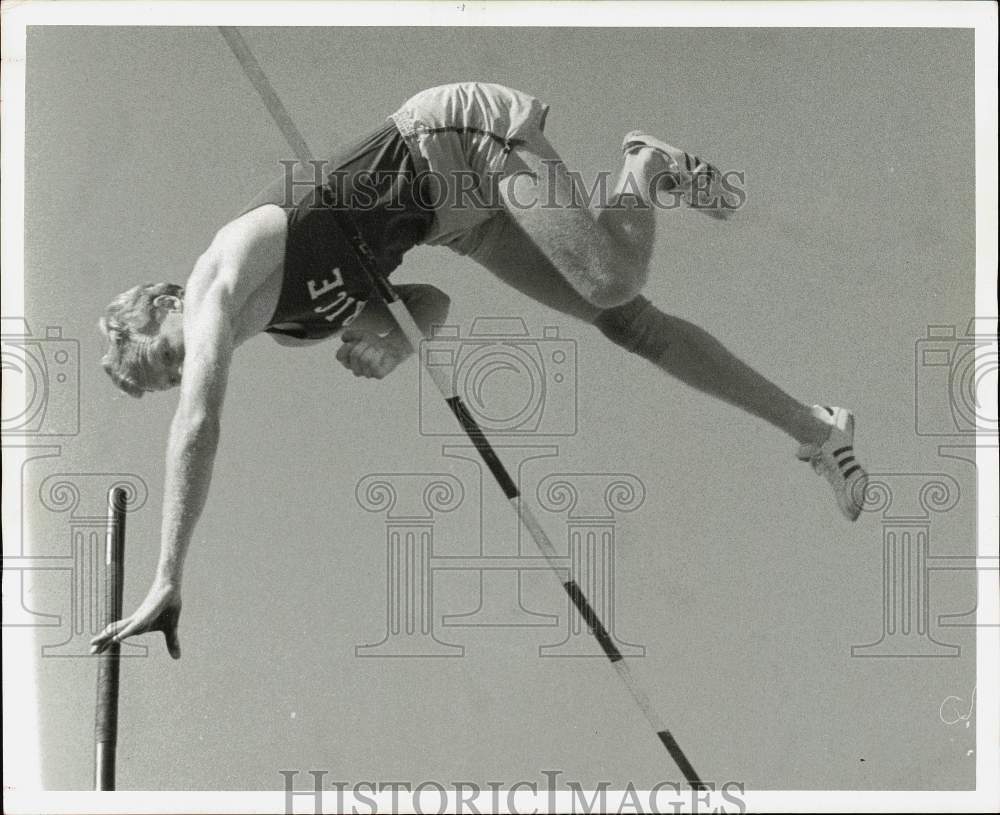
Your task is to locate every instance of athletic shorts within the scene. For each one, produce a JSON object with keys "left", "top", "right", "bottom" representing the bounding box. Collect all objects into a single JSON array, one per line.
[{"left": 389, "top": 82, "right": 550, "bottom": 255}]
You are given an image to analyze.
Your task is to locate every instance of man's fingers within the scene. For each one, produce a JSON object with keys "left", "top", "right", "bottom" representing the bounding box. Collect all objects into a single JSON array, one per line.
[
  {"left": 158, "top": 602, "right": 182, "bottom": 658},
  {"left": 336, "top": 340, "right": 360, "bottom": 367},
  {"left": 89, "top": 618, "right": 130, "bottom": 653},
  {"left": 358, "top": 344, "right": 383, "bottom": 377},
  {"left": 349, "top": 340, "right": 374, "bottom": 375},
  {"left": 111, "top": 618, "right": 143, "bottom": 643},
  {"left": 372, "top": 348, "right": 397, "bottom": 379},
  {"left": 96, "top": 619, "right": 123, "bottom": 640},
  {"left": 91, "top": 618, "right": 126, "bottom": 644},
  {"left": 338, "top": 333, "right": 402, "bottom": 379},
  {"left": 164, "top": 629, "right": 182, "bottom": 660}
]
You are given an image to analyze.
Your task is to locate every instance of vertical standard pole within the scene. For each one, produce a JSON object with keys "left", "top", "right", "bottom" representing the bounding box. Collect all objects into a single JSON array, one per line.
[{"left": 95, "top": 487, "right": 127, "bottom": 791}]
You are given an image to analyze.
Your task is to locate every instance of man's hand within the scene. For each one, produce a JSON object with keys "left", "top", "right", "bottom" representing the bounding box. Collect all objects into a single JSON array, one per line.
[
  {"left": 336, "top": 329, "right": 411, "bottom": 379},
  {"left": 90, "top": 581, "right": 182, "bottom": 659}
]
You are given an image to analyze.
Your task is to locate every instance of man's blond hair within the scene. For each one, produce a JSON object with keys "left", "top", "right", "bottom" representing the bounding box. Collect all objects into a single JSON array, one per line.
[{"left": 98, "top": 282, "right": 183, "bottom": 397}]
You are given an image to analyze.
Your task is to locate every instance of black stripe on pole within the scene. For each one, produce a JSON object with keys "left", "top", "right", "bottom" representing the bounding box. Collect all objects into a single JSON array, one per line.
[
  {"left": 446, "top": 397, "right": 520, "bottom": 499},
  {"left": 563, "top": 579, "right": 623, "bottom": 662},
  {"left": 566, "top": 578, "right": 706, "bottom": 787},
  {"left": 95, "top": 486, "right": 127, "bottom": 791},
  {"left": 657, "top": 730, "right": 707, "bottom": 789}
]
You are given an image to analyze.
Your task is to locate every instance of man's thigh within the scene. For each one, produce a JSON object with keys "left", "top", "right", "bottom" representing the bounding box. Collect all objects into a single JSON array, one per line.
[
  {"left": 466, "top": 212, "right": 602, "bottom": 324},
  {"left": 497, "top": 128, "right": 636, "bottom": 306}
]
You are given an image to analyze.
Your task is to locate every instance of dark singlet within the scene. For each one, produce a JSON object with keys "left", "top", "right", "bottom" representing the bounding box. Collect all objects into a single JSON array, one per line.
[{"left": 244, "top": 120, "right": 434, "bottom": 340}]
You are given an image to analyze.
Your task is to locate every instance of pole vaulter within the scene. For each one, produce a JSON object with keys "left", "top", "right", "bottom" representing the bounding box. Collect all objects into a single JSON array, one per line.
[{"left": 217, "top": 26, "right": 706, "bottom": 788}]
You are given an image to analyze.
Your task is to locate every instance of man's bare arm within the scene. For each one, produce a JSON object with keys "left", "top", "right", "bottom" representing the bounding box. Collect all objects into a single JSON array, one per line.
[
  {"left": 90, "top": 206, "right": 286, "bottom": 656},
  {"left": 348, "top": 283, "right": 451, "bottom": 337},
  {"left": 88, "top": 260, "right": 235, "bottom": 657},
  {"left": 153, "top": 208, "right": 285, "bottom": 584},
  {"left": 153, "top": 269, "right": 235, "bottom": 586}
]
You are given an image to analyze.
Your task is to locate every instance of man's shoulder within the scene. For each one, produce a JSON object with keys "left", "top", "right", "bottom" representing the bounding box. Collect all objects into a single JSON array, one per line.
[
  {"left": 215, "top": 204, "right": 288, "bottom": 250},
  {"left": 187, "top": 205, "right": 287, "bottom": 307},
  {"left": 206, "top": 204, "right": 288, "bottom": 273}
]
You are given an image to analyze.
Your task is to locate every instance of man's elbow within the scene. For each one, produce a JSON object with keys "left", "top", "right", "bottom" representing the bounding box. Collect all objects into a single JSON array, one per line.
[
  {"left": 424, "top": 285, "right": 451, "bottom": 318},
  {"left": 404, "top": 284, "right": 451, "bottom": 327},
  {"left": 434, "top": 287, "right": 451, "bottom": 313}
]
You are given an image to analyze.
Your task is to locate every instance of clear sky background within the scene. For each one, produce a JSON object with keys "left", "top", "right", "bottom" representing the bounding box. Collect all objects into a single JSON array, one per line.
[{"left": 14, "top": 23, "right": 980, "bottom": 791}]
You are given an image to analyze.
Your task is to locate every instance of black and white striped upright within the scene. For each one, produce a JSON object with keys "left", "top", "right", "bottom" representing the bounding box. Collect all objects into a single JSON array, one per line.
[
  {"left": 220, "top": 27, "right": 706, "bottom": 788},
  {"left": 95, "top": 487, "right": 128, "bottom": 791}
]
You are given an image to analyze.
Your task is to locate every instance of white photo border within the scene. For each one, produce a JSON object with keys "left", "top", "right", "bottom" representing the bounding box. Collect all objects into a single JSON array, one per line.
[{"left": 2, "top": 2, "right": 996, "bottom": 813}]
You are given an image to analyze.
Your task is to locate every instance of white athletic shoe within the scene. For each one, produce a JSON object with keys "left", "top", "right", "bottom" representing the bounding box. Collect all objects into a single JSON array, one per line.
[
  {"left": 796, "top": 405, "right": 869, "bottom": 521},
  {"left": 621, "top": 130, "right": 734, "bottom": 219}
]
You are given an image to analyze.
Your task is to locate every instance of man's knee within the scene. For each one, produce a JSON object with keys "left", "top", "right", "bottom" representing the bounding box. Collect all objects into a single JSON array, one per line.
[
  {"left": 593, "top": 295, "right": 674, "bottom": 362},
  {"left": 589, "top": 271, "right": 646, "bottom": 308},
  {"left": 576, "top": 251, "right": 648, "bottom": 308}
]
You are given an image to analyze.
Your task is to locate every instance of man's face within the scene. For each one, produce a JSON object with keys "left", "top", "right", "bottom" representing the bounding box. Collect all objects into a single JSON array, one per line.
[{"left": 143, "top": 305, "right": 185, "bottom": 392}]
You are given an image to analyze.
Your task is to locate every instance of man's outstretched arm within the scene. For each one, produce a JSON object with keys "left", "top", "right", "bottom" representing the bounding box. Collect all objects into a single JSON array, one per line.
[
  {"left": 154, "top": 272, "right": 235, "bottom": 587},
  {"left": 90, "top": 258, "right": 237, "bottom": 658},
  {"left": 90, "top": 206, "right": 288, "bottom": 657}
]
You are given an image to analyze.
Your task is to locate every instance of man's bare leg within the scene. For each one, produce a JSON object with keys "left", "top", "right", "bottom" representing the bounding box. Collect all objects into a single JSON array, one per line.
[
  {"left": 499, "top": 133, "right": 650, "bottom": 308},
  {"left": 483, "top": 131, "right": 864, "bottom": 516},
  {"left": 595, "top": 301, "right": 829, "bottom": 447},
  {"left": 593, "top": 147, "right": 659, "bottom": 266},
  {"left": 498, "top": 137, "right": 831, "bottom": 447}
]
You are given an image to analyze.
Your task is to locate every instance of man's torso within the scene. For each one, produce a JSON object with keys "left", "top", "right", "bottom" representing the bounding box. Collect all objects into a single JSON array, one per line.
[
  {"left": 231, "top": 118, "right": 434, "bottom": 346},
  {"left": 221, "top": 82, "right": 548, "bottom": 347}
]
